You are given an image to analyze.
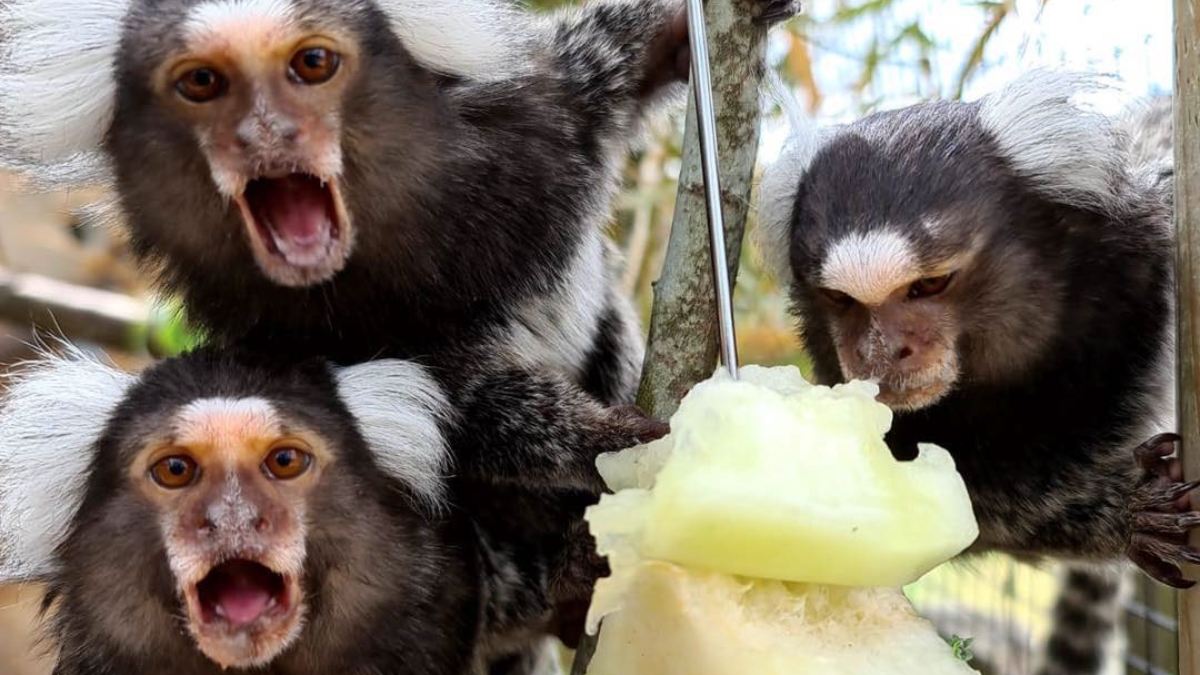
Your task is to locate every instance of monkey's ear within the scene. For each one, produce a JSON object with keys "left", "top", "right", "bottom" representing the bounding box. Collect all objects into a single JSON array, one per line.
[
  {"left": 334, "top": 360, "right": 454, "bottom": 514},
  {"left": 0, "top": 341, "right": 137, "bottom": 583},
  {"left": 0, "top": 0, "right": 125, "bottom": 188},
  {"left": 756, "top": 79, "right": 824, "bottom": 285},
  {"left": 978, "top": 69, "right": 1146, "bottom": 220},
  {"left": 375, "top": 0, "right": 531, "bottom": 81}
]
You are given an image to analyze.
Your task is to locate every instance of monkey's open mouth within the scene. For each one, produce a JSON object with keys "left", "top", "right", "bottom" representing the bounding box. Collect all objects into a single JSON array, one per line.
[
  {"left": 185, "top": 558, "right": 303, "bottom": 668},
  {"left": 235, "top": 173, "right": 354, "bottom": 288},
  {"left": 194, "top": 559, "right": 294, "bottom": 628}
]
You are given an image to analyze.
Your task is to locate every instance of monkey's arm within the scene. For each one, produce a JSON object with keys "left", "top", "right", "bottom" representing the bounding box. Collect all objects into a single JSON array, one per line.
[
  {"left": 445, "top": 367, "right": 667, "bottom": 492},
  {"left": 542, "top": 0, "right": 800, "bottom": 125},
  {"left": 969, "top": 433, "right": 1200, "bottom": 588}
]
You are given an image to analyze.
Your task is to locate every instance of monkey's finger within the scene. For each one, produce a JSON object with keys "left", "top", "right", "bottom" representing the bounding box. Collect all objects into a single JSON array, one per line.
[
  {"left": 612, "top": 404, "right": 671, "bottom": 443},
  {"left": 1159, "top": 479, "right": 1200, "bottom": 506},
  {"left": 755, "top": 0, "right": 802, "bottom": 25},
  {"left": 1134, "top": 510, "right": 1200, "bottom": 535},
  {"left": 1134, "top": 533, "right": 1200, "bottom": 565},
  {"left": 1135, "top": 433, "right": 1181, "bottom": 472},
  {"left": 1131, "top": 544, "right": 1196, "bottom": 589}
]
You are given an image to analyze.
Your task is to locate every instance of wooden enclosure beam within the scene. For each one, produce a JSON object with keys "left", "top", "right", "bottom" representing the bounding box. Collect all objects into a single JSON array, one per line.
[{"left": 1174, "top": 2, "right": 1200, "bottom": 674}]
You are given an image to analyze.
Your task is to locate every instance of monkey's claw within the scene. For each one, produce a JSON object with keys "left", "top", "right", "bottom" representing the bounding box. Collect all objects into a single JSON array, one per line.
[
  {"left": 755, "top": 0, "right": 802, "bottom": 25},
  {"left": 611, "top": 404, "right": 671, "bottom": 445},
  {"left": 1129, "top": 433, "right": 1200, "bottom": 589}
]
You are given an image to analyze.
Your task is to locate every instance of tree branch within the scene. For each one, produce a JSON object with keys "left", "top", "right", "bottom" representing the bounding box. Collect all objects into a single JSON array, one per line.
[
  {"left": 635, "top": 0, "right": 772, "bottom": 419},
  {"left": 0, "top": 266, "right": 149, "bottom": 351}
]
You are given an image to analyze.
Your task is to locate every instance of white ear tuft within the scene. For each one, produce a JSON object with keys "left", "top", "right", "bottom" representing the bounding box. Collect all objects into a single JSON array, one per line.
[
  {"left": 335, "top": 359, "right": 453, "bottom": 514},
  {"left": 0, "top": 342, "right": 137, "bottom": 582},
  {"left": 978, "top": 69, "right": 1127, "bottom": 214},
  {"left": 373, "top": 0, "right": 531, "bottom": 80},
  {"left": 755, "top": 75, "right": 823, "bottom": 284},
  {"left": 0, "top": 0, "right": 128, "bottom": 188}
]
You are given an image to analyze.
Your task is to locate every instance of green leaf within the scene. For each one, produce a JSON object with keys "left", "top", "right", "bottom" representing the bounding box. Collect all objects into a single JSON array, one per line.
[{"left": 947, "top": 635, "right": 975, "bottom": 663}]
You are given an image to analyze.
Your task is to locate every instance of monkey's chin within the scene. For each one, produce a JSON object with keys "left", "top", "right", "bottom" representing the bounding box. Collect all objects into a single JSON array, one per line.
[
  {"left": 183, "top": 558, "right": 305, "bottom": 669},
  {"left": 875, "top": 381, "right": 953, "bottom": 412},
  {"left": 235, "top": 173, "right": 355, "bottom": 288}
]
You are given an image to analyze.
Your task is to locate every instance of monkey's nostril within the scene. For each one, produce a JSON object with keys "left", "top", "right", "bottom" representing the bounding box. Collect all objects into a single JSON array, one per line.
[
  {"left": 896, "top": 346, "right": 914, "bottom": 360},
  {"left": 255, "top": 517, "right": 270, "bottom": 533}
]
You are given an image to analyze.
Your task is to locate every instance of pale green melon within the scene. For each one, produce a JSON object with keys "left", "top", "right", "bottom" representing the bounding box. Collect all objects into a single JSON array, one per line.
[{"left": 589, "top": 365, "right": 978, "bottom": 587}]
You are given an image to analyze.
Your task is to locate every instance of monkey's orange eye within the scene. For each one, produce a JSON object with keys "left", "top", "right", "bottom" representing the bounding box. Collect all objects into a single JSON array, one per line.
[
  {"left": 264, "top": 447, "right": 312, "bottom": 480},
  {"left": 289, "top": 47, "right": 341, "bottom": 84},
  {"left": 908, "top": 274, "right": 954, "bottom": 299},
  {"left": 175, "top": 67, "right": 227, "bottom": 103},
  {"left": 818, "top": 288, "right": 855, "bottom": 307},
  {"left": 151, "top": 455, "right": 199, "bottom": 489}
]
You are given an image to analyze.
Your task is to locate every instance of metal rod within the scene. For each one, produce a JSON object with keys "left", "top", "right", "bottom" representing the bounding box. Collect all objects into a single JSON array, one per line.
[{"left": 685, "top": 0, "right": 739, "bottom": 380}]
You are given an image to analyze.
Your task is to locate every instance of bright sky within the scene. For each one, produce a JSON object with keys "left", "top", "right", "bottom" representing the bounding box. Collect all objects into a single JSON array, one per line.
[{"left": 759, "top": 0, "right": 1173, "bottom": 157}]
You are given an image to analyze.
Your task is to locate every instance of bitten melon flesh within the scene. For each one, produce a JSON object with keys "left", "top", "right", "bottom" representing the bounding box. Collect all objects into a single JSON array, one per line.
[
  {"left": 588, "top": 365, "right": 978, "bottom": 589},
  {"left": 586, "top": 561, "right": 978, "bottom": 675},
  {"left": 583, "top": 366, "right": 981, "bottom": 675}
]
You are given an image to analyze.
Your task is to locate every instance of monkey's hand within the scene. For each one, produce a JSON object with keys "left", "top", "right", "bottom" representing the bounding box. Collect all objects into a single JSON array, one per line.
[
  {"left": 1128, "top": 433, "right": 1200, "bottom": 588},
  {"left": 648, "top": 1, "right": 802, "bottom": 94},
  {"left": 449, "top": 368, "right": 668, "bottom": 493}
]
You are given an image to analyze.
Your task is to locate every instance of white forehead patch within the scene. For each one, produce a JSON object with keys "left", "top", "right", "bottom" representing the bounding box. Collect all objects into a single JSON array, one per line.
[
  {"left": 185, "top": 0, "right": 295, "bottom": 38},
  {"left": 335, "top": 359, "right": 453, "bottom": 513},
  {"left": 0, "top": 343, "right": 137, "bottom": 583},
  {"left": 173, "top": 397, "right": 280, "bottom": 448},
  {"left": 820, "top": 230, "right": 919, "bottom": 305}
]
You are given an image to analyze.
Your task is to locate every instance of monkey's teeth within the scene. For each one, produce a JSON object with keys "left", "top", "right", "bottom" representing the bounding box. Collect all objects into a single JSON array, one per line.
[{"left": 244, "top": 173, "right": 341, "bottom": 270}]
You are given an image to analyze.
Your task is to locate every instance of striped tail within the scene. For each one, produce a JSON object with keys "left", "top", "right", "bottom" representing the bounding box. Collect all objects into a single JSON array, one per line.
[{"left": 1033, "top": 564, "right": 1129, "bottom": 675}]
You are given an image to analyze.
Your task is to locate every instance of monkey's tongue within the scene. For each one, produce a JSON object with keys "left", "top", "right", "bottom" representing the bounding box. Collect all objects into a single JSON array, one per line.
[
  {"left": 197, "top": 560, "right": 285, "bottom": 627},
  {"left": 245, "top": 174, "right": 336, "bottom": 267},
  {"left": 215, "top": 583, "right": 271, "bottom": 626}
]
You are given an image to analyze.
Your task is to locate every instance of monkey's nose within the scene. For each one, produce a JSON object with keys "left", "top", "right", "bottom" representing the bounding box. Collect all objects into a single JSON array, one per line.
[
  {"left": 895, "top": 345, "right": 914, "bottom": 361},
  {"left": 278, "top": 125, "right": 300, "bottom": 144}
]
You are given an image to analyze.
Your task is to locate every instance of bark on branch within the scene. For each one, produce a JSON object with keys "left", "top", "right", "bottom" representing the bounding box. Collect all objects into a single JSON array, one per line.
[
  {"left": 635, "top": 0, "right": 771, "bottom": 420},
  {"left": 569, "top": 0, "right": 771, "bottom": 671}
]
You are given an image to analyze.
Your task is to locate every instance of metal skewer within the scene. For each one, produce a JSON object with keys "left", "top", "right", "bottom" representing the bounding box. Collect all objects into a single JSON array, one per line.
[{"left": 685, "top": 0, "right": 740, "bottom": 380}]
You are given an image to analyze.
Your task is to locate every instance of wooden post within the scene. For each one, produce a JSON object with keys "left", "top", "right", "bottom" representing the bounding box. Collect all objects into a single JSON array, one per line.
[
  {"left": 1175, "top": 2, "right": 1200, "bottom": 674},
  {"left": 568, "top": 0, "right": 773, "bottom": 672}
]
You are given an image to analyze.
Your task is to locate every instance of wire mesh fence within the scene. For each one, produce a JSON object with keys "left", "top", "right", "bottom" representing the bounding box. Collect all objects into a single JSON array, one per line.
[{"left": 907, "top": 555, "right": 1180, "bottom": 675}]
